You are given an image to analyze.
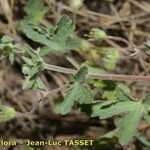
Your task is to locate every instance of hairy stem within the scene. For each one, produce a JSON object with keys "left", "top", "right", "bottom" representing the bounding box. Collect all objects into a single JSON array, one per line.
[
  {"left": 43, "top": 63, "right": 77, "bottom": 74},
  {"left": 88, "top": 73, "right": 150, "bottom": 82},
  {"left": 44, "top": 63, "right": 150, "bottom": 82}
]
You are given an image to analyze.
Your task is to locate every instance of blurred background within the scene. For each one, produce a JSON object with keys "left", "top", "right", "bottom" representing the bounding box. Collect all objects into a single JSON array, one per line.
[{"left": 0, "top": 0, "right": 150, "bottom": 149}]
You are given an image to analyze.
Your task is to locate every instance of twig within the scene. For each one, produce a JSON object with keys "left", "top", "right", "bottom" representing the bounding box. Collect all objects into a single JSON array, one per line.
[
  {"left": 127, "top": 0, "right": 150, "bottom": 14},
  {"left": 16, "top": 84, "right": 69, "bottom": 117},
  {"left": 107, "top": 35, "right": 135, "bottom": 48}
]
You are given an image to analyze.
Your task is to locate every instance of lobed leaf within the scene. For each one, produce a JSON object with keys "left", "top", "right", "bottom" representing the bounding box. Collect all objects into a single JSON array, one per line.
[
  {"left": 115, "top": 84, "right": 132, "bottom": 101},
  {"left": 23, "top": 0, "right": 48, "bottom": 24},
  {"left": 118, "top": 102, "right": 144, "bottom": 144},
  {"left": 18, "top": 15, "right": 79, "bottom": 56},
  {"left": 92, "top": 101, "right": 136, "bottom": 118},
  {"left": 61, "top": 82, "right": 93, "bottom": 115}
]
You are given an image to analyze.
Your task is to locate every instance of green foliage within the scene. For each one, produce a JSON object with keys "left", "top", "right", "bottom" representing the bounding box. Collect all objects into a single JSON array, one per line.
[
  {"left": 73, "top": 66, "right": 88, "bottom": 82},
  {"left": 14, "top": 1, "right": 79, "bottom": 90},
  {"left": 117, "top": 102, "right": 143, "bottom": 144},
  {"left": 0, "top": 0, "right": 149, "bottom": 147},
  {"left": 61, "top": 67, "right": 93, "bottom": 115},
  {"left": 97, "top": 129, "right": 118, "bottom": 145},
  {"left": 102, "top": 91, "right": 116, "bottom": 101},
  {"left": 102, "top": 83, "right": 130, "bottom": 101},
  {"left": 23, "top": 0, "right": 48, "bottom": 24},
  {"left": 22, "top": 48, "right": 47, "bottom": 90},
  {"left": 92, "top": 85, "right": 150, "bottom": 145},
  {"left": 19, "top": 15, "right": 80, "bottom": 56},
  {"left": 1, "top": 8, "right": 79, "bottom": 90},
  {"left": 92, "top": 100, "right": 135, "bottom": 119},
  {"left": 50, "top": 15, "right": 78, "bottom": 52},
  {"left": 0, "top": 36, "right": 16, "bottom": 63},
  {"left": 61, "top": 82, "right": 93, "bottom": 115},
  {"left": 115, "top": 84, "right": 132, "bottom": 101},
  {"left": 0, "top": 105, "right": 16, "bottom": 123}
]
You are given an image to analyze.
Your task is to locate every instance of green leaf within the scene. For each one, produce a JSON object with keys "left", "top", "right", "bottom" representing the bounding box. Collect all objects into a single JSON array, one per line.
[
  {"left": 74, "top": 66, "right": 88, "bottom": 82},
  {"left": 39, "top": 15, "right": 80, "bottom": 55},
  {"left": 35, "top": 77, "right": 47, "bottom": 90},
  {"left": 21, "top": 46, "right": 47, "bottom": 90},
  {"left": 118, "top": 102, "right": 144, "bottom": 144},
  {"left": 61, "top": 83, "right": 79, "bottom": 115},
  {"left": 22, "top": 56, "right": 34, "bottom": 66},
  {"left": 99, "top": 129, "right": 118, "bottom": 142},
  {"left": 1, "top": 35, "right": 13, "bottom": 43},
  {"left": 0, "top": 106, "right": 16, "bottom": 123},
  {"left": 18, "top": 21, "right": 61, "bottom": 50},
  {"left": 100, "top": 84, "right": 131, "bottom": 101},
  {"left": 92, "top": 100, "right": 145, "bottom": 145},
  {"left": 102, "top": 90, "right": 116, "bottom": 101},
  {"left": 66, "top": 38, "right": 80, "bottom": 50},
  {"left": 39, "top": 46, "right": 55, "bottom": 55},
  {"left": 18, "top": 15, "right": 79, "bottom": 56},
  {"left": 97, "top": 129, "right": 118, "bottom": 145},
  {"left": 61, "top": 82, "right": 93, "bottom": 115},
  {"left": 28, "top": 65, "right": 41, "bottom": 79},
  {"left": 22, "top": 77, "right": 35, "bottom": 89},
  {"left": 2, "top": 46, "right": 13, "bottom": 58},
  {"left": 23, "top": 0, "right": 48, "bottom": 24},
  {"left": 92, "top": 101, "right": 135, "bottom": 118},
  {"left": 22, "top": 63, "right": 45, "bottom": 90},
  {"left": 0, "top": 36, "right": 16, "bottom": 63},
  {"left": 115, "top": 84, "right": 132, "bottom": 101},
  {"left": 61, "top": 66, "right": 91, "bottom": 114},
  {"left": 54, "top": 15, "right": 75, "bottom": 44},
  {"left": 77, "top": 84, "right": 93, "bottom": 104},
  {"left": 9, "top": 53, "right": 15, "bottom": 64},
  {"left": 91, "top": 84, "right": 149, "bottom": 145}
]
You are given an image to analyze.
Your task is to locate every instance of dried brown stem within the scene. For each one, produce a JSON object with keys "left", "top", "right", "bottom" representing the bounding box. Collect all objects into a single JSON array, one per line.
[{"left": 16, "top": 84, "right": 69, "bottom": 117}]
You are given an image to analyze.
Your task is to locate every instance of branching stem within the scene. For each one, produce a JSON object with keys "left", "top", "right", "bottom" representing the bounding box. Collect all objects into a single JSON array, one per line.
[
  {"left": 16, "top": 84, "right": 69, "bottom": 117},
  {"left": 44, "top": 63, "right": 150, "bottom": 82}
]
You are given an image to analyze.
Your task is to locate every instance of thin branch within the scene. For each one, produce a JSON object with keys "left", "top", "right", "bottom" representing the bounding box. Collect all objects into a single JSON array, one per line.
[
  {"left": 107, "top": 35, "right": 133, "bottom": 47},
  {"left": 16, "top": 84, "right": 69, "bottom": 117}
]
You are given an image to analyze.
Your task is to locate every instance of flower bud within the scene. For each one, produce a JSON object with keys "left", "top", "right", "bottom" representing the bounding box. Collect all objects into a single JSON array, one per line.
[{"left": 89, "top": 28, "right": 107, "bottom": 40}]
